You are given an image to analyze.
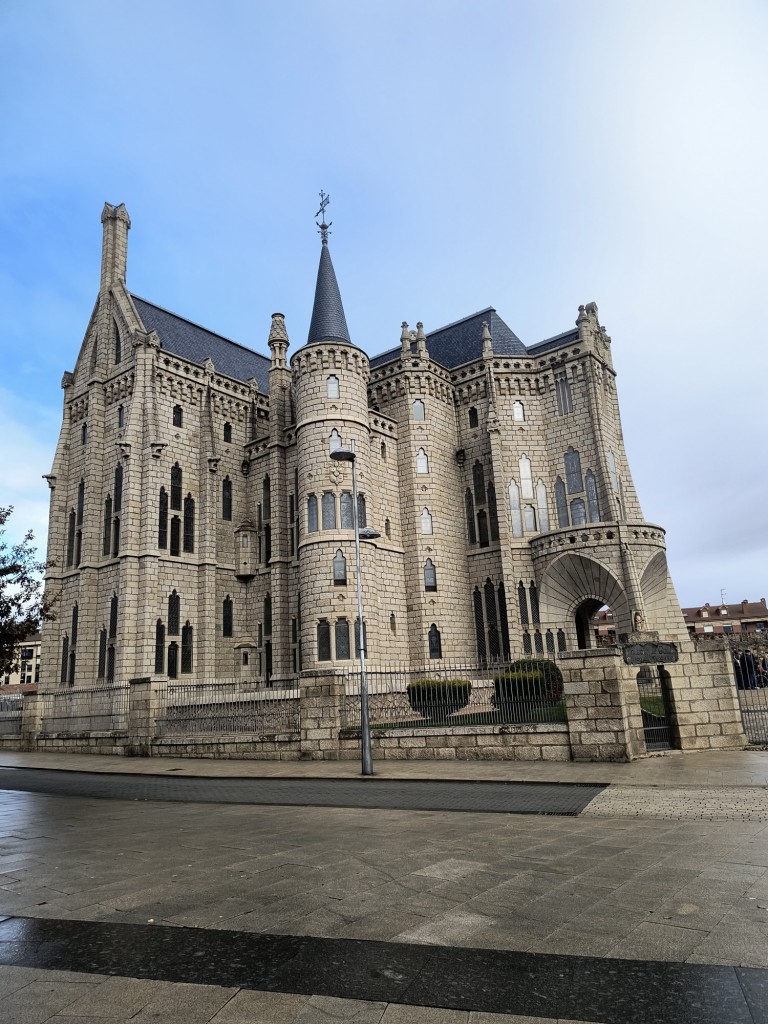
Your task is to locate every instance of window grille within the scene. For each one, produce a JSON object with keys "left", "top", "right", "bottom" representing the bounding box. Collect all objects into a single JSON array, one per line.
[
  {"left": 570, "top": 497, "right": 587, "bottom": 526},
  {"left": 317, "top": 620, "right": 331, "bottom": 661},
  {"left": 77, "top": 481, "right": 85, "bottom": 525},
  {"left": 518, "top": 581, "right": 529, "bottom": 625},
  {"left": 356, "top": 494, "right": 367, "bottom": 527},
  {"left": 335, "top": 619, "right": 351, "bottom": 660},
  {"left": 262, "top": 475, "right": 271, "bottom": 519},
  {"left": 488, "top": 482, "right": 499, "bottom": 541},
  {"left": 158, "top": 488, "right": 168, "bottom": 548},
  {"left": 473, "top": 589, "right": 486, "bottom": 661},
  {"left": 263, "top": 594, "right": 272, "bottom": 635},
  {"left": 477, "top": 509, "right": 489, "bottom": 547},
  {"left": 66, "top": 510, "right": 76, "bottom": 567},
  {"left": 167, "top": 642, "right": 178, "bottom": 679},
  {"left": 98, "top": 629, "right": 107, "bottom": 678}
]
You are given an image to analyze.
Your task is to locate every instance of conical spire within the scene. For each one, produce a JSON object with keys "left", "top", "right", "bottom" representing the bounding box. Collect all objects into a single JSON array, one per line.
[{"left": 307, "top": 192, "right": 352, "bottom": 346}]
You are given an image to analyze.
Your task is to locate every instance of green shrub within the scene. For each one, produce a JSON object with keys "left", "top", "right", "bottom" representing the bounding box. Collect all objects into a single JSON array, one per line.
[
  {"left": 492, "top": 658, "right": 563, "bottom": 707},
  {"left": 406, "top": 678, "right": 472, "bottom": 720}
]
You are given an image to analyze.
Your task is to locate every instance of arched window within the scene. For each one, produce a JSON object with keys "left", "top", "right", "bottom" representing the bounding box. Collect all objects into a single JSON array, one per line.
[
  {"left": 181, "top": 622, "right": 193, "bottom": 673},
  {"left": 473, "top": 589, "right": 486, "bottom": 662},
  {"left": 317, "top": 620, "right": 331, "bottom": 662},
  {"left": 168, "top": 591, "right": 180, "bottom": 635},
  {"left": 390, "top": 613, "right": 396, "bottom": 634},
  {"left": 555, "top": 477, "right": 569, "bottom": 527},
  {"left": 586, "top": 470, "right": 600, "bottom": 522},
  {"left": 536, "top": 479, "right": 550, "bottom": 533},
  {"left": 498, "top": 582, "right": 511, "bottom": 659},
  {"left": 77, "top": 481, "right": 85, "bottom": 526},
  {"left": 564, "top": 448, "right": 583, "bottom": 494},
  {"left": 556, "top": 375, "right": 572, "bottom": 415},
  {"left": 222, "top": 477, "right": 232, "bottom": 521},
  {"left": 68, "top": 648, "right": 76, "bottom": 686},
  {"left": 60, "top": 635, "right": 69, "bottom": 683},
  {"left": 420, "top": 508, "right": 432, "bottom": 534},
  {"left": 484, "top": 580, "right": 497, "bottom": 658},
  {"left": 512, "top": 400, "right": 525, "bottom": 422},
  {"left": 223, "top": 421, "right": 232, "bottom": 443},
  {"left": 570, "top": 497, "right": 587, "bottom": 526},
  {"left": 335, "top": 619, "right": 351, "bottom": 660},
  {"left": 380, "top": 441, "right": 387, "bottom": 460},
  {"left": 523, "top": 630, "right": 532, "bottom": 655},
  {"left": 384, "top": 518, "right": 391, "bottom": 539},
  {"left": 322, "top": 492, "right": 336, "bottom": 529},
  {"left": 465, "top": 490, "right": 476, "bottom": 544},
  {"left": 546, "top": 629, "right": 555, "bottom": 655},
  {"left": 340, "top": 491, "right": 353, "bottom": 529},
  {"left": 477, "top": 509, "right": 489, "bottom": 547},
  {"left": 523, "top": 505, "right": 537, "bottom": 532},
  {"left": 416, "top": 448, "right": 429, "bottom": 474},
  {"left": 263, "top": 594, "right": 272, "bottom": 635},
  {"left": 167, "top": 642, "right": 178, "bottom": 679},
  {"left": 98, "top": 628, "right": 107, "bottom": 678},
  {"left": 326, "top": 375, "right": 340, "bottom": 399},
  {"left": 113, "top": 319, "right": 121, "bottom": 364},
  {"left": 158, "top": 489, "right": 168, "bottom": 548},
  {"left": 154, "top": 621, "right": 165, "bottom": 674},
  {"left": 487, "top": 482, "right": 499, "bottom": 541},
  {"left": 333, "top": 548, "right": 347, "bottom": 585},
  {"left": 101, "top": 496, "right": 112, "bottom": 555},
  {"left": 468, "top": 407, "right": 478, "bottom": 428},
  {"left": 529, "top": 582, "right": 540, "bottom": 625},
  {"left": 173, "top": 405, "right": 183, "bottom": 427},
  {"left": 118, "top": 404, "right": 124, "bottom": 428},
  {"left": 607, "top": 451, "right": 619, "bottom": 492},
  {"left": 307, "top": 494, "right": 318, "bottom": 533},
  {"left": 111, "top": 516, "right": 120, "bottom": 557},
  {"left": 508, "top": 480, "right": 523, "bottom": 538},
  {"left": 262, "top": 475, "right": 271, "bottom": 520},
  {"left": 412, "top": 399, "right": 425, "bottom": 420},
  {"left": 71, "top": 603, "right": 79, "bottom": 648},
  {"left": 428, "top": 624, "right": 442, "bottom": 660},
  {"left": 66, "top": 509, "right": 75, "bottom": 567},
  {"left": 82, "top": 422, "right": 88, "bottom": 445},
  {"left": 114, "top": 464, "right": 123, "bottom": 512},
  {"left": 170, "top": 515, "right": 181, "bottom": 556},
  {"left": 329, "top": 429, "right": 342, "bottom": 453},
  {"left": 534, "top": 630, "right": 544, "bottom": 655},
  {"left": 518, "top": 581, "right": 529, "bottom": 625},
  {"left": 423, "top": 558, "right": 437, "bottom": 592},
  {"left": 183, "top": 495, "right": 195, "bottom": 552},
  {"left": 519, "top": 455, "right": 533, "bottom": 500},
  {"left": 223, "top": 596, "right": 233, "bottom": 637},
  {"left": 109, "top": 593, "right": 118, "bottom": 638},
  {"left": 557, "top": 629, "right": 567, "bottom": 653},
  {"left": 473, "top": 461, "right": 485, "bottom": 505},
  {"left": 170, "top": 463, "right": 182, "bottom": 510},
  {"left": 357, "top": 494, "right": 367, "bottom": 527}
]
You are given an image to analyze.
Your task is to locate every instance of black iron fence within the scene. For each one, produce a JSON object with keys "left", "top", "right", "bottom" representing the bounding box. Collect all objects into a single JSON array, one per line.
[
  {"left": 40, "top": 683, "right": 130, "bottom": 735},
  {"left": 0, "top": 694, "right": 23, "bottom": 737},
  {"left": 155, "top": 678, "right": 300, "bottom": 737},
  {"left": 340, "top": 659, "right": 567, "bottom": 731},
  {"left": 694, "top": 633, "right": 768, "bottom": 744}
]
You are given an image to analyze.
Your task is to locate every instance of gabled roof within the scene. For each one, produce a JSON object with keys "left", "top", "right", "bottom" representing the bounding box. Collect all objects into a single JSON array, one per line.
[
  {"left": 132, "top": 295, "right": 271, "bottom": 393},
  {"left": 527, "top": 327, "right": 580, "bottom": 356}
]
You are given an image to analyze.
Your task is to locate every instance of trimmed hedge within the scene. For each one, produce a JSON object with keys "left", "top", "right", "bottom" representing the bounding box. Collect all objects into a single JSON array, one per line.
[
  {"left": 406, "top": 678, "right": 472, "bottom": 720},
  {"left": 492, "top": 658, "right": 564, "bottom": 707}
]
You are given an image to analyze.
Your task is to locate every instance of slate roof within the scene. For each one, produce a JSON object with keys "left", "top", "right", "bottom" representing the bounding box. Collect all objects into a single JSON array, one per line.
[
  {"left": 306, "top": 242, "right": 352, "bottom": 346},
  {"left": 527, "top": 328, "right": 580, "bottom": 356},
  {"left": 132, "top": 296, "right": 271, "bottom": 393},
  {"left": 370, "top": 308, "right": 527, "bottom": 370}
]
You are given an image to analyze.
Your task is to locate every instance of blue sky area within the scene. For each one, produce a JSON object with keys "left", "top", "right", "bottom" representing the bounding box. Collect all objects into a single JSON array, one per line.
[{"left": 0, "top": 0, "right": 766, "bottom": 606}]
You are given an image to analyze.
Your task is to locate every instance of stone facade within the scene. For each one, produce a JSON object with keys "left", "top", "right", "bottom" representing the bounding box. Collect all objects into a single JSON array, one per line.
[{"left": 40, "top": 202, "right": 695, "bottom": 701}]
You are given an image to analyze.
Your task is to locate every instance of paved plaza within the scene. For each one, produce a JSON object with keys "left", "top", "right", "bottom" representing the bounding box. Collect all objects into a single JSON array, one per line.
[{"left": 0, "top": 751, "right": 767, "bottom": 1022}]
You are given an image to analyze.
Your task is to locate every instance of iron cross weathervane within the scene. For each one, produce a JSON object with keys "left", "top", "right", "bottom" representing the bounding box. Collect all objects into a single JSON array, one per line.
[{"left": 315, "top": 190, "right": 332, "bottom": 242}]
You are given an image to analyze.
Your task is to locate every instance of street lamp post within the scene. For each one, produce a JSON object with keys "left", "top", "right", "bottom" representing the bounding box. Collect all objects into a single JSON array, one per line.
[{"left": 330, "top": 445, "right": 380, "bottom": 776}]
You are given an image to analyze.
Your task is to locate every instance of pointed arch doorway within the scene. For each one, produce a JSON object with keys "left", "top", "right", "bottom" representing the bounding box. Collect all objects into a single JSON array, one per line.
[{"left": 574, "top": 598, "right": 604, "bottom": 650}]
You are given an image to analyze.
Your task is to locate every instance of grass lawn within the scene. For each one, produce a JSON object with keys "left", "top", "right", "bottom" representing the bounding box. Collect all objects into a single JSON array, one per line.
[{"left": 370, "top": 700, "right": 567, "bottom": 730}]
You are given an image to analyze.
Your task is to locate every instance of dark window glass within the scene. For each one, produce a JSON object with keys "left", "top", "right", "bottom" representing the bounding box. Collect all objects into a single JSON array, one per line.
[
  {"left": 168, "top": 591, "right": 180, "bottom": 635},
  {"left": 264, "top": 524, "right": 271, "bottom": 564},
  {"left": 473, "top": 461, "right": 486, "bottom": 505},
  {"left": 473, "top": 588, "right": 486, "bottom": 662},
  {"left": 307, "top": 495, "right": 318, "bottom": 533},
  {"left": 428, "top": 624, "right": 442, "bottom": 660},
  {"left": 106, "top": 644, "right": 115, "bottom": 682},
  {"left": 222, "top": 477, "right": 232, "bottom": 521},
  {"left": 335, "top": 619, "right": 351, "bottom": 660},
  {"left": 555, "top": 477, "right": 569, "bottom": 527},
  {"left": 487, "top": 482, "right": 499, "bottom": 541},
  {"left": 104, "top": 496, "right": 113, "bottom": 555},
  {"left": 181, "top": 622, "right": 193, "bottom": 672},
  {"left": 262, "top": 475, "right": 271, "bottom": 519},
  {"left": 557, "top": 629, "right": 567, "bottom": 653},
  {"left": 356, "top": 494, "right": 367, "bottom": 528},
  {"left": 109, "top": 594, "right": 118, "bottom": 638},
  {"left": 223, "top": 422, "right": 232, "bottom": 443},
  {"left": 546, "top": 629, "right": 555, "bottom": 655},
  {"left": 477, "top": 509, "right": 489, "bottom": 547},
  {"left": 170, "top": 516, "right": 181, "bottom": 556},
  {"left": 114, "top": 320, "right": 121, "bottom": 364},
  {"left": 468, "top": 406, "right": 478, "bottom": 428},
  {"left": 322, "top": 492, "right": 336, "bottom": 530},
  {"left": 154, "top": 621, "right": 165, "bottom": 673},
  {"left": 77, "top": 481, "right": 85, "bottom": 525},
  {"left": 498, "top": 583, "right": 511, "bottom": 658},
  {"left": 534, "top": 630, "right": 544, "bottom": 655},
  {"left": 75, "top": 530, "right": 82, "bottom": 566},
  {"left": 68, "top": 650, "right": 76, "bottom": 686},
  {"left": 118, "top": 405, "right": 124, "bottom": 428},
  {"left": 98, "top": 629, "right": 107, "bottom": 678},
  {"left": 223, "top": 596, "right": 233, "bottom": 637},
  {"left": 340, "top": 491, "right": 353, "bottom": 529},
  {"left": 333, "top": 548, "right": 347, "bottom": 585},
  {"left": 183, "top": 494, "right": 195, "bottom": 552},
  {"left": 112, "top": 516, "right": 120, "bottom": 556},
  {"left": 264, "top": 594, "right": 272, "bottom": 635},
  {"left": 564, "top": 448, "right": 583, "bottom": 494},
  {"left": 570, "top": 497, "right": 587, "bottom": 526},
  {"left": 60, "top": 635, "right": 69, "bottom": 683},
  {"left": 172, "top": 405, "right": 182, "bottom": 427},
  {"left": 488, "top": 624, "right": 500, "bottom": 661},
  {"left": 523, "top": 630, "right": 532, "bottom": 654},
  {"left": 465, "top": 490, "right": 476, "bottom": 544},
  {"left": 518, "top": 581, "right": 529, "bottom": 625},
  {"left": 317, "top": 620, "right": 331, "bottom": 661},
  {"left": 170, "top": 464, "right": 182, "bottom": 510},
  {"left": 529, "top": 582, "right": 540, "bottom": 625},
  {"left": 71, "top": 604, "right": 78, "bottom": 648},
  {"left": 167, "top": 642, "right": 178, "bottom": 679},
  {"left": 585, "top": 470, "right": 600, "bottom": 522},
  {"left": 114, "top": 464, "right": 123, "bottom": 512},
  {"left": 484, "top": 580, "right": 497, "bottom": 627},
  {"left": 66, "top": 510, "right": 76, "bottom": 567},
  {"left": 81, "top": 422, "right": 88, "bottom": 445},
  {"left": 424, "top": 558, "right": 437, "bottom": 591}
]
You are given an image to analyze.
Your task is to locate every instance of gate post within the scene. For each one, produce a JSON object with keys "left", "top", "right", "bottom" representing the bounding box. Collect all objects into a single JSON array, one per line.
[
  {"left": 300, "top": 669, "right": 343, "bottom": 760},
  {"left": 561, "top": 648, "right": 646, "bottom": 761},
  {"left": 666, "top": 638, "right": 747, "bottom": 750},
  {"left": 126, "top": 676, "right": 159, "bottom": 756},
  {"left": 21, "top": 691, "right": 43, "bottom": 751}
]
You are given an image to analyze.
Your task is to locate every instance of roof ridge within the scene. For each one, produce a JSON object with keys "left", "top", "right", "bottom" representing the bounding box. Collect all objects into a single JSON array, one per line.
[
  {"left": 426, "top": 307, "right": 497, "bottom": 337},
  {"left": 131, "top": 294, "right": 270, "bottom": 364}
]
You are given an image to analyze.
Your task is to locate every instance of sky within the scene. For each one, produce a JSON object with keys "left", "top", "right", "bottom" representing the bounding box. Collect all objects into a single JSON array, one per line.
[{"left": 0, "top": 0, "right": 766, "bottom": 607}]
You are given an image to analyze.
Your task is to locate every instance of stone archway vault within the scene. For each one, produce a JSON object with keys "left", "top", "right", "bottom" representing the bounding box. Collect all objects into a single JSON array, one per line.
[{"left": 537, "top": 552, "right": 631, "bottom": 641}]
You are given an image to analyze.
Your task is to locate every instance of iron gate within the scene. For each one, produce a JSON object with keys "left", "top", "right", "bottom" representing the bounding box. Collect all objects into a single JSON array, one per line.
[{"left": 636, "top": 665, "right": 674, "bottom": 750}]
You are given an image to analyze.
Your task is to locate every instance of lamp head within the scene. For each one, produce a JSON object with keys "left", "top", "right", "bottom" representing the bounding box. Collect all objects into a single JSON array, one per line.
[{"left": 330, "top": 447, "right": 355, "bottom": 462}]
